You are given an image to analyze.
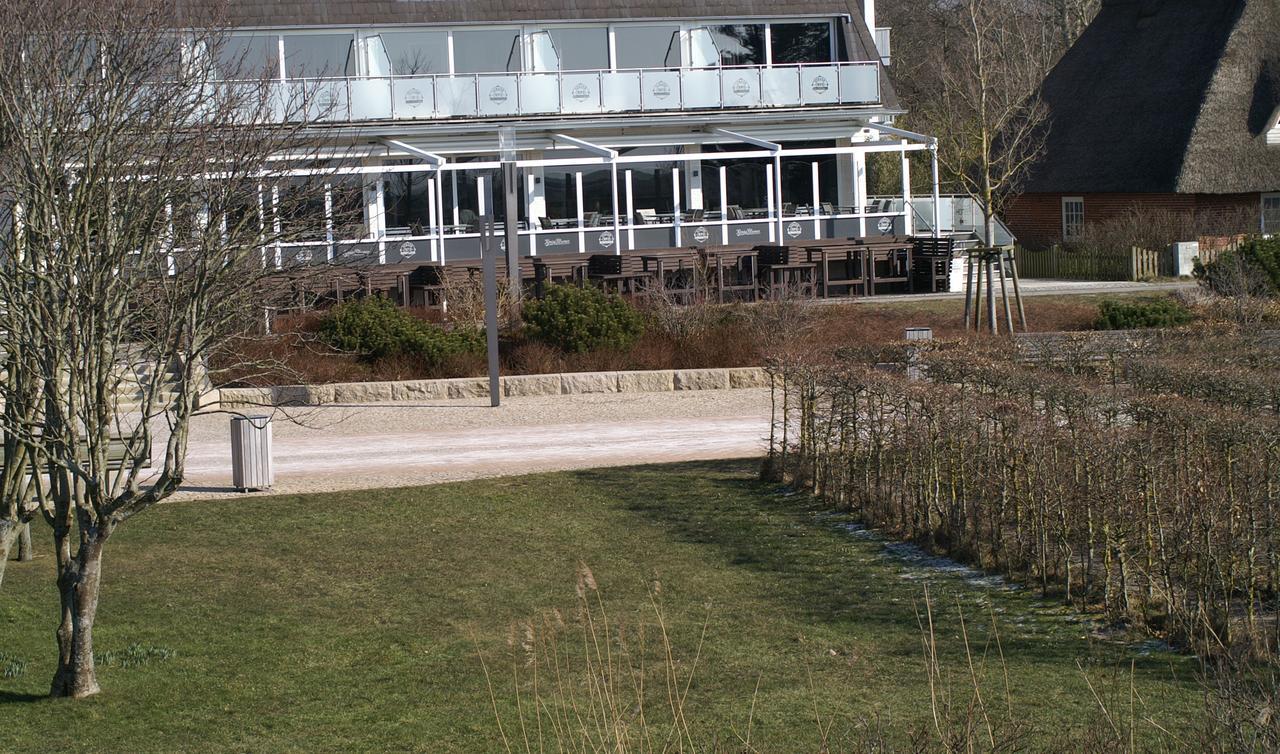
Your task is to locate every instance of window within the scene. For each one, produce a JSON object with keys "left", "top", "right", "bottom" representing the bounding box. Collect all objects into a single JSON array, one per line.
[
  {"left": 1264, "top": 194, "right": 1280, "bottom": 235},
  {"left": 770, "top": 22, "right": 832, "bottom": 64},
  {"left": 371, "top": 31, "right": 448, "bottom": 76},
  {"left": 215, "top": 34, "right": 279, "bottom": 80},
  {"left": 383, "top": 171, "right": 433, "bottom": 233},
  {"left": 708, "top": 25, "right": 765, "bottom": 67},
  {"left": 1062, "top": 196, "right": 1084, "bottom": 239},
  {"left": 452, "top": 29, "right": 522, "bottom": 74},
  {"left": 282, "top": 34, "right": 355, "bottom": 79},
  {"left": 548, "top": 27, "right": 609, "bottom": 71},
  {"left": 613, "top": 25, "right": 681, "bottom": 69}
]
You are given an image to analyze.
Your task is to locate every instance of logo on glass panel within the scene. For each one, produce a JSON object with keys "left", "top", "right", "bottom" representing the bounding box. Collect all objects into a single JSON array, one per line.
[
  {"left": 877, "top": 217, "right": 893, "bottom": 234},
  {"left": 732, "top": 78, "right": 751, "bottom": 98},
  {"left": 692, "top": 226, "right": 711, "bottom": 244},
  {"left": 571, "top": 83, "right": 592, "bottom": 102},
  {"left": 488, "top": 85, "right": 509, "bottom": 105},
  {"left": 296, "top": 249, "right": 313, "bottom": 263},
  {"left": 398, "top": 242, "right": 416, "bottom": 259},
  {"left": 651, "top": 81, "right": 672, "bottom": 100},
  {"left": 598, "top": 231, "right": 615, "bottom": 249},
  {"left": 404, "top": 88, "right": 425, "bottom": 108},
  {"left": 811, "top": 76, "right": 830, "bottom": 94},
  {"left": 786, "top": 222, "right": 803, "bottom": 238}
]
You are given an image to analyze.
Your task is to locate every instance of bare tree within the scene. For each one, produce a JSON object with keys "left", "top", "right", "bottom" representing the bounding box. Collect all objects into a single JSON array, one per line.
[
  {"left": 0, "top": 0, "right": 342, "bottom": 696},
  {"left": 914, "top": 0, "right": 1050, "bottom": 247}
]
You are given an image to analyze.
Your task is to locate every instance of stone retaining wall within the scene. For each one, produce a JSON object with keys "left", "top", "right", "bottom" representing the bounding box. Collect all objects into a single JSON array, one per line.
[{"left": 216, "top": 367, "right": 771, "bottom": 408}]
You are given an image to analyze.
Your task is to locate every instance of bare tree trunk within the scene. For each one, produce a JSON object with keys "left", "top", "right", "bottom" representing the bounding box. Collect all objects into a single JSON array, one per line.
[
  {"left": 50, "top": 531, "right": 106, "bottom": 699},
  {"left": 0, "top": 520, "right": 12, "bottom": 588},
  {"left": 17, "top": 522, "right": 32, "bottom": 561}
]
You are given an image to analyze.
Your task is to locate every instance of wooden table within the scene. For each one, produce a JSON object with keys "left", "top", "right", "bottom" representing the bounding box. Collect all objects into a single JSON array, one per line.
[{"left": 765, "top": 263, "right": 817, "bottom": 300}]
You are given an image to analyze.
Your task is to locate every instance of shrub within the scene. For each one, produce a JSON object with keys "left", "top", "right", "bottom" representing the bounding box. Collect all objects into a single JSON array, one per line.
[
  {"left": 521, "top": 284, "right": 645, "bottom": 353},
  {"left": 1095, "top": 296, "right": 1194, "bottom": 330},
  {"left": 1196, "top": 237, "right": 1280, "bottom": 296},
  {"left": 318, "top": 296, "right": 484, "bottom": 366}
]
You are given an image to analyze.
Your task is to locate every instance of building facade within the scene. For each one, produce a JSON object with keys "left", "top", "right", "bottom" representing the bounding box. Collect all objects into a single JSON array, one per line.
[
  {"left": 184, "top": 0, "right": 941, "bottom": 266},
  {"left": 1006, "top": 0, "right": 1280, "bottom": 249}
]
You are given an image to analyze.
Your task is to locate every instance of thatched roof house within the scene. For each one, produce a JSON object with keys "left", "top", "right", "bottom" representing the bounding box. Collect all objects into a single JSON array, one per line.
[{"left": 1005, "top": 0, "right": 1280, "bottom": 249}]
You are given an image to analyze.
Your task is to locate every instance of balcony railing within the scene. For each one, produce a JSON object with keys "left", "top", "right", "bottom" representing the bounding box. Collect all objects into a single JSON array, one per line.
[{"left": 263, "top": 62, "right": 881, "bottom": 123}]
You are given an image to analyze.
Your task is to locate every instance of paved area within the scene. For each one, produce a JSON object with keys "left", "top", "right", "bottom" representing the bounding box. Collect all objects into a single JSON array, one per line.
[
  {"left": 169, "top": 388, "right": 774, "bottom": 499},
  {"left": 842, "top": 279, "right": 1195, "bottom": 305}
]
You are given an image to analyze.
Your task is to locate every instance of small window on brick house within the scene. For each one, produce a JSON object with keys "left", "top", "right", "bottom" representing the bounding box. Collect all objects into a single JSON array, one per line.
[
  {"left": 1264, "top": 194, "right": 1280, "bottom": 234},
  {"left": 1062, "top": 196, "right": 1085, "bottom": 239}
]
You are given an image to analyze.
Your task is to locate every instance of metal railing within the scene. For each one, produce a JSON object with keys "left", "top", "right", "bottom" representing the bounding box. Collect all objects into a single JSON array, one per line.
[{"left": 256, "top": 61, "right": 882, "bottom": 123}]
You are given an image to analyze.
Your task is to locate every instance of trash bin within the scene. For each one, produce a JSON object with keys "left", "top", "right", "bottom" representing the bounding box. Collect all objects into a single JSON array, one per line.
[{"left": 230, "top": 415, "right": 273, "bottom": 492}]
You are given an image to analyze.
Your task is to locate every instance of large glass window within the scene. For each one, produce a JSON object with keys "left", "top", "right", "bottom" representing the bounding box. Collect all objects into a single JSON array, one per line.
[
  {"left": 282, "top": 34, "right": 354, "bottom": 78},
  {"left": 548, "top": 27, "right": 609, "bottom": 71},
  {"left": 1062, "top": 197, "right": 1085, "bottom": 239},
  {"left": 215, "top": 34, "right": 279, "bottom": 80},
  {"left": 372, "top": 31, "right": 448, "bottom": 76},
  {"left": 770, "top": 22, "right": 832, "bottom": 64},
  {"left": 614, "top": 25, "right": 681, "bottom": 69},
  {"left": 709, "top": 25, "right": 765, "bottom": 67},
  {"left": 384, "top": 171, "right": 432, "bottom": 233},
  {"left": 452, "top": 29, "right": 522, "bottom": 74}
]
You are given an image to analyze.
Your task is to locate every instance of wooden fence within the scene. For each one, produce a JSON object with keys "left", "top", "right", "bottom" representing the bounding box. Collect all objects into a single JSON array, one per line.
[
  {"left": 1012, "top": 243, "right": 1236, "bottom": 282},
  {"left": 1013, "top": 246, "right": 1176, "bottom": 281}
]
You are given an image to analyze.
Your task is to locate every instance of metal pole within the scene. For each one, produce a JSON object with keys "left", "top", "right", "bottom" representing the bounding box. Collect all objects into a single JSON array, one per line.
[{"left": 481, "top": 216, "right": 501, "bottom": 408}]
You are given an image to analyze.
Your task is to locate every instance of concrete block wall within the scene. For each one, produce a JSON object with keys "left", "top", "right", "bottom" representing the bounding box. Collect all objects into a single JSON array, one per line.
[{"left": 216, "top": 367, "right": 772, "bottom": 409}]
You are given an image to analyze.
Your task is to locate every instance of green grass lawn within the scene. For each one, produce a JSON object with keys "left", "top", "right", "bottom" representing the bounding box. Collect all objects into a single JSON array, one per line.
[{"left": 0, "top": 461, "right": 1202, "bottom": 752}]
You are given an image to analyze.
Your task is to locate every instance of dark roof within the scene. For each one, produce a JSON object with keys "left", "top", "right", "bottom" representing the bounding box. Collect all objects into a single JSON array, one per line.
[
  {"left": 187, "top": 0, "right": 859, "bottom": 26},
  {"left": 1023, "top": 0, "right": 1280, "bottom": 195}
]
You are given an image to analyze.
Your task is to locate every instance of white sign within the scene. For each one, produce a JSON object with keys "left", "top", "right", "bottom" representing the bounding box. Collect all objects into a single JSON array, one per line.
[
  {"left": 397, "top": 241, "right": 416, "bottom": 259},
  {"left": 598, "top": 231, "right": 615, "bottom": 249},
  {"left": 877, "top": 217, "right": 893, "bottom": 234},
  {"left": 692, "top": 226, "right": 711, "bottom": 244},
  {"left": 786, "top": 221, "right": 803, "bottom": 238}
]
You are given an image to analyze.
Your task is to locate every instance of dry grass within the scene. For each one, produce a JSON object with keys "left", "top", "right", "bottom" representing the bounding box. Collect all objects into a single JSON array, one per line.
[{"left": 212, "top": 293, "right": 1113, "bottom": 387}]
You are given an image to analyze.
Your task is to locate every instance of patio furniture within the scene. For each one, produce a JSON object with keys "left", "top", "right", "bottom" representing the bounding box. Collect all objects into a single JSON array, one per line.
[
  {"left": 634, "top": 208, "right": 658, "bottom": 225},
  {"left": 698, "top": 245, "right": 758, "bottom": 303},
  {"left": 725, "top": 205, "right": 745, "bottom": 221},
  {"left": 804, "top": 244, "right": 866, "bottom": 298},
  {"left": 765, "top": 263, "right": 817, "bottom": 300},
  {"left": 781, "top": 202, "right": 795, "bottom": 216},
  {"left": 583, "top": 211, "right": 601, "bottom": 227},
  {"left": 681, "top": 208, "right": 705, "bottom": 223},
  {"left": 911, "top": 237, "right": 957, "bottom": 294},
  {"left": 820, "top": 202, "right": 835, "bottom": 215}
]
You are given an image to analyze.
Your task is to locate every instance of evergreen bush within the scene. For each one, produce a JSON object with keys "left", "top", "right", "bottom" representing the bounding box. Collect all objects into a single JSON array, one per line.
[
  {"left": 521, "top": 284, "right": 645, "bottom": 353},
  {"left": 318, "top": 296, "right": 484, "bottom": 365},
  {"left": 1095, "top": 296, "right": 1194, "bottom": 330}
]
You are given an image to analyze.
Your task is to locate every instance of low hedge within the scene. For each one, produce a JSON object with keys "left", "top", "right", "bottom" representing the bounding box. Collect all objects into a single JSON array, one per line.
[{"left": 521, "top": 284, "right": 645, "bottom": 353}]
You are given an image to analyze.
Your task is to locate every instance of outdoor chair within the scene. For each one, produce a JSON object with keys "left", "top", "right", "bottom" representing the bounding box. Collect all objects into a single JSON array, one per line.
[
  {"left": 725, "top": 205, "right": 745, "bottom": 221},
  {"left": 582, "top": 211, "right": 601, "bottom": 227},
  {"left": 634, "top": 208, "right": 657, "bottom": 225},
  {"left": 536, "top": 216, "right": 554, "bottom": 230},
  {"left": 781, "top": 203, "right": 795, "bottom": 216},
  {"left": 682, "top": 208, "right": 705, "bottom": 223},
  {"left": 820, "top": 202, "right": 835, "bottom": 215}
]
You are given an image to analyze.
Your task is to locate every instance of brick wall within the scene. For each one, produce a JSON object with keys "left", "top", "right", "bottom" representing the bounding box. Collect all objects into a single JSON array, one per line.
[{"left": 1005, "top": 192, "right": 1262, "bottom": 249}]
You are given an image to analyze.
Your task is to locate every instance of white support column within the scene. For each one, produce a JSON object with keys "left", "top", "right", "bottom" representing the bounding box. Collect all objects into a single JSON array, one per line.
[
  {"left": 625, "top": 169, "right": 635, "bottom": 251},
  {"left": 901, "top": 140, "right": 914, "bottom": 236},
  {"left": 854, "top": 149, "right": 868, "bottom": 237},
  {"left": 574, "top": 170, "right": 585, "bottom": 253},
  {"left": 427, "top": 173, "right": 439, "bottom": 262},
  {"left": 773, "top": 154, "right": 784, "bottom": 242},
  {"left": 811, "top": 161, "right": 822, "bottom": 238},
  {"left": 372, "top": 175, "right": 387, "bottom": 264},
  {"left": 765, "top": 162, "right": 776, "bottom": 243},
  {"left": 685, "top": 146, "right": 704, "bottom": 210},
  {"left": 477, "top": 174, "right": 488, "bottom": 218},
  {"left": 931, "top": 142, "right": 942, "bottom": 240},
  {"left": 324, "top": 181, "right": 335, "bottom": 262},
  {"left": 719, "top": 166, "right": 729, "bottom": 245},
  {"left": 672, "top": 167, "right": 682, "bottom": 247},
  {"left": 438, "top": 170, "right": 449, "bottom": 264},
  {"left": 610, "top": 159, "right": 621, "bottom": 256},
  {"left": 863, "top": 0, "right": 876, "bottom": 31}
]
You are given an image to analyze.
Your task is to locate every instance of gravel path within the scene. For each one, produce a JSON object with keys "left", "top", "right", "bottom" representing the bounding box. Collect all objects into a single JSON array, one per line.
[{"left": 170, "top": 388, "right": 773, "bottom": 499}]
